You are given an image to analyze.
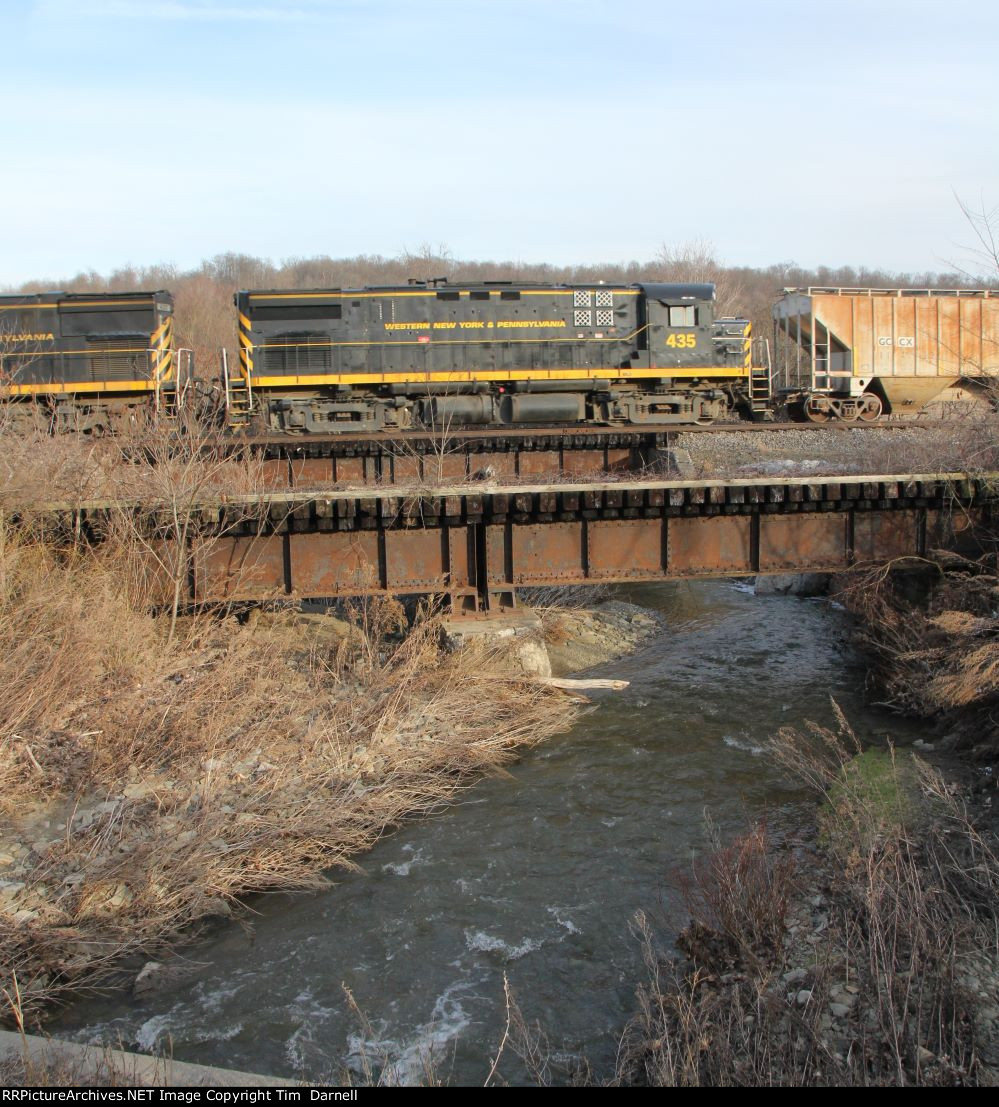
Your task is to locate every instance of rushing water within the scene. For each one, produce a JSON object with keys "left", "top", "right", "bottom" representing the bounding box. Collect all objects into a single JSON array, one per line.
[{"left": 55, "top": 580, "right": 929, "bottom": 1084}]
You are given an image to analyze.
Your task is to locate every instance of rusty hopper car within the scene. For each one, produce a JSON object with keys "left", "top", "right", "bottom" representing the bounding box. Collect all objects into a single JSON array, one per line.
[
  {"left": 774, "top": 287, "right": 999, "bottom": 421},
  {"left": 0, "top": 290, "right": 186, "bottom": 431},
  {"left": 230, "top": 281, "right": 770, "bottom": 432}
]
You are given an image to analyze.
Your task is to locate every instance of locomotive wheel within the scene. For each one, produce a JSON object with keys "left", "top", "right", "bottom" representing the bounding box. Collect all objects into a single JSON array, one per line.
[{"left": 858, "top": 394, "right": 883, "bottom": 421}]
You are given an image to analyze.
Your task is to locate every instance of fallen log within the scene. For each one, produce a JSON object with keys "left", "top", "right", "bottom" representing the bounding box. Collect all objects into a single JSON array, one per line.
[{"left": 539, "top": 677, "right": 629, "bottom": 691}]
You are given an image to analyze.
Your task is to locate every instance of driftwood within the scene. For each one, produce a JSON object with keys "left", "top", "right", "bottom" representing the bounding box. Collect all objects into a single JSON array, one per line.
[{"left": 539, "top": 677, "right": 629, "bottom": 691}]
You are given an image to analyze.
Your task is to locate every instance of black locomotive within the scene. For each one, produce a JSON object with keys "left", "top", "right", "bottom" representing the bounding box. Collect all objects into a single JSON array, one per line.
[
  {"left": 229, "top": 281, "right": 770, "bottom": 432},
  {"left": 0, "top": 291, "right": 190, "bottom": 431}
]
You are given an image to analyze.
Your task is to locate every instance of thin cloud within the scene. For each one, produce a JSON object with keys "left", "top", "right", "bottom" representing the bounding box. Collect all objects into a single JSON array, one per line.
[{"left": 37, "top": 0, "right": 354, "bottom": 22}]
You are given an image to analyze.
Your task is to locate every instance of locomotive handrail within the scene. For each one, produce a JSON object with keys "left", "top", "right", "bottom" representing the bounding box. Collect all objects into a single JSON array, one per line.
[
  {"left": 221, "top": 347, "right": 231, "bottom": 409},
  {"left": 785, "top": 286, "right": 997, "bottom": 299},
  {"left": 175, "top": 348, "right": 195, "bottom": 411}
]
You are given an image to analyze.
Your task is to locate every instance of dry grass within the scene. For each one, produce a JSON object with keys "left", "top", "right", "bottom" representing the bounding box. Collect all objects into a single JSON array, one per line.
[
  {"left": 836, "top": 560, "right": 999, "bottom": 744},
  {"left": 618, "top": 707, "right": 999, "bottom": 1086},
  {"left": 0, "top": 420, "right": 579, "bottom": 1022},
  {"left": 0, "top": 409, "right": 267, "bottom": 511}
]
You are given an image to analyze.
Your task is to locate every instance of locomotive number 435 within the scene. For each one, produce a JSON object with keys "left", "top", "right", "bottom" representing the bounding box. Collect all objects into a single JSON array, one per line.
[{"left": 665, "top": 332, "right": 697, "bottom": 348}]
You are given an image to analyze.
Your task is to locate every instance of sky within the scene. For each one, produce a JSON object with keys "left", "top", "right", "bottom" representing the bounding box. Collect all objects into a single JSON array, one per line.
[{"left": 1, "top": 0, "right": 997, "bottom": 284}]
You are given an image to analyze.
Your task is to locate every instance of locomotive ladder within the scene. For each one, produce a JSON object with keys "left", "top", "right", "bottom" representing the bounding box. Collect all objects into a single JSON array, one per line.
[
  {"left": 749, "top": 338, "right": 774, "bottom": 414},
  {"left": 221, "top": 348, "right": 254, "bottom": 427}
]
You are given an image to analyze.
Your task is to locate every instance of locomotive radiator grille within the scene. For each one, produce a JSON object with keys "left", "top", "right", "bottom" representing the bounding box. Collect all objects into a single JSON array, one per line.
[
  {"left": 260, "top": 336, "right": 333, "bottom": 374},
  {"left": 85, "top": 337, "right": 151, "bottom": 382}
]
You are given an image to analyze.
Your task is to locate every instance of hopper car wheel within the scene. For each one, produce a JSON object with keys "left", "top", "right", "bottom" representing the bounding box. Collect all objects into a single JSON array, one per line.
[
  {"left": 858, "top": 394, "right": 883, "bottom": 422},
  {"left": 804, "top": 400, "right": 830, "bottom": 423}
]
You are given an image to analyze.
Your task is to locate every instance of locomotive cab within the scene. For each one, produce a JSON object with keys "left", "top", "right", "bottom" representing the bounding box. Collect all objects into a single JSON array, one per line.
[{"left": 640, "top": 282, "right": 716, "bottom": 370}]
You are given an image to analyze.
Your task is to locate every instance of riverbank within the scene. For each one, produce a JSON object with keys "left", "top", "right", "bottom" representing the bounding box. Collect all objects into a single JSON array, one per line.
[
  {"left": 619, "top": 698, "right": 999, "bottom": 1087},
  {"left": 0, "top": 527, "right": 577, "bottom": 1022},
  {"left": 615, "top": 554, "right": 999, "bottom": 1087},
  {"left": 836, "top": 558, "right": 999, "bottom": 761},
  {"left": 0, "top": 509, "right": 669, "bottom": 1025}
]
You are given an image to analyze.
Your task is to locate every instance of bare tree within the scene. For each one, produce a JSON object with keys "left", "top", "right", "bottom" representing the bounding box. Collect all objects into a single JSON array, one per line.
[
  {"left": 953, "top": 192, "right": 999, "bottom": 280},
  {"left": 653, "top": 238, "right": 745, "bottom": 316},
  {"left": 400, "top": 241, "right": 456, "bottom": 283}
]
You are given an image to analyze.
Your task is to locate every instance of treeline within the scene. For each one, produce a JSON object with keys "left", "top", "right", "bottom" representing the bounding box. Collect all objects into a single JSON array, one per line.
[{"left": 9, "top": 244, "right": 995, "bottom": 367}]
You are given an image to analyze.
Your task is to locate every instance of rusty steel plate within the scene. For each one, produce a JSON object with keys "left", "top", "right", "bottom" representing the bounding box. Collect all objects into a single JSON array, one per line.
[
  {"left": 286, "top": 531, "right": 380, "bottom": 595},
  {"left": 587, "top": 519, "right": 664, "bottom": 579},
  {"left": 260, "top": 458, "right": 291, "bottom": 489},
  {"left": 484, "top": 522, "right": 583, "bottom": 584},
  {"left": 606, "top": 448, "right": 633, "bottom": 471},
  {"left": 561, "top": 449, "right": 607, "bottom": 475},
  {"left": 667, "top": 515, "right": 752, "bottom": 575},
  {"left": 195, "top": 534, "right": 286, "bottom": 601},
  {"left": 429, "top": 452, "right": 470, "bottom": 481},
  {"left": 516, "top": 450, "right": 563, "bottom": 477},
  {"left": 389, "top": 455, "right": 422, "bottom": 483},
  {"left": 927, "top": 506, "right": 986, "bottom": 557},
  {"left": 759, "top": 513, "right": 849, "bottom": 571},
  {"left": 852, "top": 512, "right": 916, "bottom": 564},
  {"left": 483, "top": 453, "right": 518, "bottom": 479},
  {"left": 926, "top": 508, "right": 959, "bottom": 550},
  {"left": 384, "top": 529, "right": 449, "bottom": 590},
  {"left": 289, "top": 457, "right": 334, "bottom": 487},
  {"left": 331, "top": 456, "right": 366, "bottom": 483},
  {"left": 447, "top": 527, "right": 474, "bottom": 590}
]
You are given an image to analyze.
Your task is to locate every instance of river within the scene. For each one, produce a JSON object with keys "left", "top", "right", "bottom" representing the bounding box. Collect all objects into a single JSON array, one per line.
[{"left": 54, "top": 579, "right": 928, "bottom": 1084}]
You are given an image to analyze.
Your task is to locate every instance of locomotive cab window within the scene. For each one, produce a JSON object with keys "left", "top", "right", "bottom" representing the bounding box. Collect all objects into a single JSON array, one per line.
[
  {"left": 436, "top": 290, "right": 460, "bottom": 301},
  {"left": 668, "top": 306, "right": 697, "bottom": 327},
  {"left": 501, "top": 291, "right": 521, "bottom": 301},
  {"left": 470, "top": 291, "right": 491, "bottom": 301}
]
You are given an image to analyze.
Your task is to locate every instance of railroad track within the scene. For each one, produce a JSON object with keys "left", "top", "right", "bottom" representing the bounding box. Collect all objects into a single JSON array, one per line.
[
  {"left": 226, "top": 417, "right": 964, "bottom": 487},
  {"left": 241, "top": 417, "right": 938, "bottom": 456}
]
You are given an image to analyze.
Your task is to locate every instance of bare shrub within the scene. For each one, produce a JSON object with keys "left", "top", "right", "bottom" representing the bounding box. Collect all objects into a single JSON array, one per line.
[
  {"left": 672, "top": 821, "right": 797, "bottom": 969},
  {"left": 619, "top": 706, "right": 998, "bottom": 1086}
]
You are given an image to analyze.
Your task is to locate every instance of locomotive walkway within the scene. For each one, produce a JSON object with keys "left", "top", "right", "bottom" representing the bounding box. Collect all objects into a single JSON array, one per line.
[{"left": 47, "top": 471, "right": 999, "bottom": 612}]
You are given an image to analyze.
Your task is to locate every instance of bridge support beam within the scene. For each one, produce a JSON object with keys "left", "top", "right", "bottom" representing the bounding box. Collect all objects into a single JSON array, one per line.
[{"left": 60, "top": 474, "right": 996, "bottom": 609}]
